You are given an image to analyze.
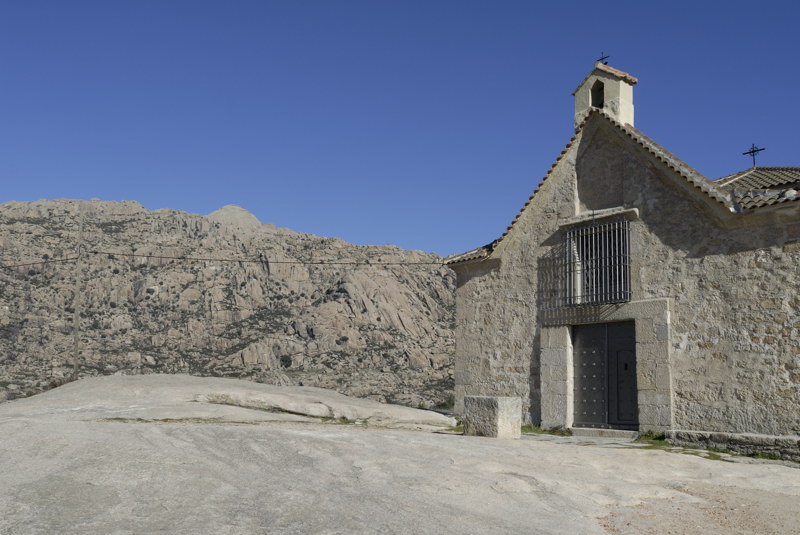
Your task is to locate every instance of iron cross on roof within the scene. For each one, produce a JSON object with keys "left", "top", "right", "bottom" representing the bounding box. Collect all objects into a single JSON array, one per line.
[
  {"left": 743, "top": 144, "right": 765, "bottom": 167},
  {"left": 597, "top": 52, "right": 609, "bottom": 65}
]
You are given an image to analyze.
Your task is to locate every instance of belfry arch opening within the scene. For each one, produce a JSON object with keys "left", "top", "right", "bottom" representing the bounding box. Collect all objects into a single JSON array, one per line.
[{"left": 591, "top": 80, "right": 604, "bottom": 108}]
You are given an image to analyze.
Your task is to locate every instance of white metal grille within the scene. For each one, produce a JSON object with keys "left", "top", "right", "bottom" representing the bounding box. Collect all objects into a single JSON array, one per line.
[{"left": 564, "top": 219, "right": 630, "bottom": 306}]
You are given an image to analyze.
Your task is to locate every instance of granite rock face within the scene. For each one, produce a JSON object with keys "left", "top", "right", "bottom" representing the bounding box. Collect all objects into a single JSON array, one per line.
[{"left": 0, "top": 200, "right": 455, "bottom": 407}]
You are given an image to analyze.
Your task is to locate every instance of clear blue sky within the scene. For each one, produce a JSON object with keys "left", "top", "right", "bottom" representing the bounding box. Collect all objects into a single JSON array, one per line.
[{"left": 2, "top": 1, "right": 797, "bottom": 256}]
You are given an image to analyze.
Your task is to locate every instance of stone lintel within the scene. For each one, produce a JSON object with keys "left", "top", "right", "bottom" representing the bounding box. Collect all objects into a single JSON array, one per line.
[{"left": 559, "top": 207, "right": 639, "bottom": 229}]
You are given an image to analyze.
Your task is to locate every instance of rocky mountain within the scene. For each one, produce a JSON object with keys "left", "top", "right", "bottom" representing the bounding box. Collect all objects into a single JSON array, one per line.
[{"left": 0, "top": 200, "right": 455, "bottom": 407}]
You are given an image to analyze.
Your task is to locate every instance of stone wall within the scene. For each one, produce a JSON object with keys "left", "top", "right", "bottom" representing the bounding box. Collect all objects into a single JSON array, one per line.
[
  {"left": 451, "top": 115, "right": 800, "bottom": 447},
  {"left": 451, "top": 142, "right": 577, "bottom": 422},
  {"left": 666, "top": 430, "right": 800, "bottom": 462}
]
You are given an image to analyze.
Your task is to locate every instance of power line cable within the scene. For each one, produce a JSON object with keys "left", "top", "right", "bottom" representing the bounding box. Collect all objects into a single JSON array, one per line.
[
  {"left": 0, "top": 250, "right": 444, "bottom": 272},
  {"left": 89, "top": 250, "right": 444, "bottom": 266},
  {"left": 0, "top": 257, "right": 80, "bottom": 270}
]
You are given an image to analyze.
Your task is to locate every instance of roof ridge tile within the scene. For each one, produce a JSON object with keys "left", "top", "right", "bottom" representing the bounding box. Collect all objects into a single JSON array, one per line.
[
  {"left": 447, "top": 110, "right": 798, "bottom": 265},
  {"left": 572, "top": 62, "right": 638, "bottom": 95}
]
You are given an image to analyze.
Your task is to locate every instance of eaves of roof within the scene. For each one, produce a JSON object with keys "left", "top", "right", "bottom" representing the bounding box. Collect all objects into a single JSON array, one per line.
[
  {"left": 443, "top": 242, "right": 495, "bottom": 266},
  {"left": 492, "top": 110, "right": 733, "bottom": 250},
  {"left": 445, "top": 109, "right": 800, "bottom": 267},
  {"left": 715, "top": 166, "right": 800, "bottom": 190},
  {"left": 716, "top": 167, "right": 755, "bottom": 188},
  {"left": 732, "top": 188, "right": 800, "bottom": 210}
]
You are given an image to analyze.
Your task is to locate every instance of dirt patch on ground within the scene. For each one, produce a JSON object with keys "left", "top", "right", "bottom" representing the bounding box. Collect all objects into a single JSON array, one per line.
[{"left": 601, "top": 482, "right": 799, "bottom": 534}]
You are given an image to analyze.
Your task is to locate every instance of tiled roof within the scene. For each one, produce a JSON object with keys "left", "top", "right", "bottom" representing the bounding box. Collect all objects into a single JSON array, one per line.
[
  {"left": 485, "top": 109, "right": 733, "bottom": 254},
  {"left": 714, "top": 167, "right": 800, "bottom": 190},
  {"left": 443, "top": 243, "right": 495, "bottom": 266},
  {"left": 572, "top": 62, "right": 638, "bottom": 95},
  {"left": 596, "top": 63, "right": 638, "bottom": 85},
  {"left": 446, "top": 109, "right": 800, "bottom": 266},
  {"left": 731, "top": 188, "right": 800, "bottom": 210},
  {"left": 618, "top": 124, "right": 729, "bottom": 206}
]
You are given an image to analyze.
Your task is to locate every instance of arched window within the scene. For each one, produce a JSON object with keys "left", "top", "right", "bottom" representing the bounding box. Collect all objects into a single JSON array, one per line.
[{"left": 591, "top": 80, "right": 604, "bottom": 108}]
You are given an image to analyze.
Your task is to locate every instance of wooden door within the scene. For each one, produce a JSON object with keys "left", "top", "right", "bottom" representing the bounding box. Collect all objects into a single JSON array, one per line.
[{"left": 573, "top": 322, "right": 637, "bottom": 429}]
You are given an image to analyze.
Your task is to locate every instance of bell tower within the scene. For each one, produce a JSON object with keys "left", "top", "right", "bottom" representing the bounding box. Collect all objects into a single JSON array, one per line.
[{"left": 573, "top": 62, "right": 638, "bottom": 129}]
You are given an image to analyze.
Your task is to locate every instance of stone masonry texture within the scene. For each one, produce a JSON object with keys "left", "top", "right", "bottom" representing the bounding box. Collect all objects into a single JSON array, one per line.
[
  {"left": 463, "top": 396, "right": 522, "bottom": 439},
  {"left": 450, "top": 114, "right": 800, "bottom": 457}
]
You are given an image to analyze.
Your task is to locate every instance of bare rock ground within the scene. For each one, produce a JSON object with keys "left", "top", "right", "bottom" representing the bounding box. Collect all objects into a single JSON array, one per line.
[{"left": 1, "top": 375, "right": 799, "bottom": 535}]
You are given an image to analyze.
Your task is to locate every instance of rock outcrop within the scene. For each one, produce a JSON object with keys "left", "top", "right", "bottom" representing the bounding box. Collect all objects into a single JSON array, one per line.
[{"left": 0, "top": 200, "right": 455, "bottom": 407}]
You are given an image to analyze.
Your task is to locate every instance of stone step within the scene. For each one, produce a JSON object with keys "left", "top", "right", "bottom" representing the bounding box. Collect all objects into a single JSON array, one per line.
[{"left": 570, "top": 427, "right": 639, "bottom": 440}]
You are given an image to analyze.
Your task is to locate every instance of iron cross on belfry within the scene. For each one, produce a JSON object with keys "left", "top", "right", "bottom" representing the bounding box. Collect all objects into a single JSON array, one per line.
[
  {"left": 597, "top": 52, "right": 609, "bottom": 65},
  {"left": 743, "top": 144, "right": 765, "bottom": 167}
]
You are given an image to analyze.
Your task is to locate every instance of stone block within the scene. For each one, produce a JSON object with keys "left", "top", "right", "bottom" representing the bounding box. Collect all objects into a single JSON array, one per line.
[
  {"left": 636, "top": 317, "right": 655, "bottom": 342},
  {"left": 637, "top": 404, "right": 658, "bottom": 427},
  {"left": 540, "top": 390, "right": 568, "bottom": 426},
  {"left": 637, "top": 368, "right": 656, "bottom": 390},
  {"left": 640, "top": 392, "right": 671, "bottom": 408},
  {"left": 655, "top": 404, "right": 673, "bottom": 427},
  {"left": 463, "top": 396, "right": 521, "bottom": 439},
  {"left": 655, "top": 364, "right": 672, "bottom": 391},
  {"left": 775, "top": 436, "right": 800, "bottom": 449},
  {"left": 540, "top": 364, "right": 564, "bottom": 382},
  {"left": 453, "top": 371, "right": 472, "bottom": 384},
  {"left": 540, "top": 347, "right": 564, "bottom": 366},
  {"left": 635, "top": 342, "right": 660, "bottom": 363},
  {"left": 667, "top": 430, "right": 800, "bottom": 461},
  {"left": 655, "top": 321, "right": 669, "bottom": 342}
]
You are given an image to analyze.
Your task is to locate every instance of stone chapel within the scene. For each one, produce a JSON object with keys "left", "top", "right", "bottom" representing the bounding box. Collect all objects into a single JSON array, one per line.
[{"left": 445, "top": 62, "right": 800, "bottom": 458}]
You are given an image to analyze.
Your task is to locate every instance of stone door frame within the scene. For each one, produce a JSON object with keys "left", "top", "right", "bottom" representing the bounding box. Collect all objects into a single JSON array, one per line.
[{"left": 539, "top": 298, "right": 672, "bottom": 433}]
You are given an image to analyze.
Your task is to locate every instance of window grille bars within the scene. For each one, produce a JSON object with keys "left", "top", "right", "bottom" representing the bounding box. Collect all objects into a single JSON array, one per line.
[{"left": 564, "top": 219, "right": 631, "bottom": 306}]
